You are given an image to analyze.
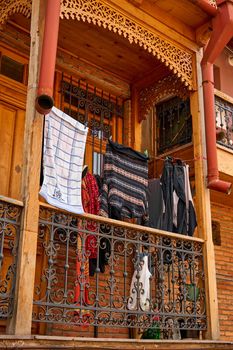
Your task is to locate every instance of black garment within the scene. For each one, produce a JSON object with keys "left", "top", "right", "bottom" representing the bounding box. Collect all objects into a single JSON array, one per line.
[
  {"left": 147, "top": 179, "right": 163, "bottom": 230},
  {"left": 161, "top": 159, "right": 174, "bottom": 232},
  {"left": 160, "top": 159, "right": 196, "bottom": 236},
  {"left": 188, "top": 203, "right": 197, "bottom": 236},
  {"left": 173, "top": 161, "right": 187, "bottom": 234},
  {"left": 89, "top": 235, "right": 111, "bottom": 276}
]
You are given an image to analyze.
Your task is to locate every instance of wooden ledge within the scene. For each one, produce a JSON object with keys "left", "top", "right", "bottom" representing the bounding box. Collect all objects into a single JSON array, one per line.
[
  {"left": 39, "top": 201, "right": 204, "bottom": 244},
  {"left": 0, "top": 195, "right": 23, "bottom": 207},
  {"left": 0, "top": 336, "right": 233, "bottom": 349}
]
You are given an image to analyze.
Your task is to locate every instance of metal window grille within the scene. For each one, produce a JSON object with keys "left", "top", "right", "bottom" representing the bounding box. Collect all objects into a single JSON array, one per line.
[
  {"left": 59, "top": 74, "right": 124, "bottom": 175},
  {"left": 156, "top": 97, "right": 192, "bottom": 154}
]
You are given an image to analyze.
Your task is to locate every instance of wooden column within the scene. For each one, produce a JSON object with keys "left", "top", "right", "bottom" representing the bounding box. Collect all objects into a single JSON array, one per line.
[
  {"left": 190, "top": 51, "right": 220, "bottom": 340},
  {"left": 131, "top": 86, "right": 142, "bottom": 151},
  {"left": 7, "top": 0, "right": 45, "bottom": 335}
]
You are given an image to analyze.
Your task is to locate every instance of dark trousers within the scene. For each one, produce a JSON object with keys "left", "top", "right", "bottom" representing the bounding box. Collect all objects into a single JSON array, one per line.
[
  {"left": 173, "top": 162, "right": 187, "bottom": 234},
  {"left": 161, "top": 160, "right": 174, "bottom": 232},
  {"left": 161, "top": 160, "right": 187, "bottom": 234}
]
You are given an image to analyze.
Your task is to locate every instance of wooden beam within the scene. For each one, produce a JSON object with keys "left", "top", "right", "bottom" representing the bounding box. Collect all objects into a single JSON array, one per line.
[
  {"left": 190, "top": 51, "right": 220, "bottom": 340},
  {"left": 127, "top": 0, "right": 144, "bottom": 6},
  {"left": 6, "top": 0, "right": 45, "bottom": 335},
  {"left": 131, "top": 85, "right": 142, "bottom": 151},
  {"left": 1, "top": 335, "right": 233, "bottom": 349}
]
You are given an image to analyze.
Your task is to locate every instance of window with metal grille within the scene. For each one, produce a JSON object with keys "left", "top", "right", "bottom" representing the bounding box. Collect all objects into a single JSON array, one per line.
[
  {"left": 0, "top": 55, "right": 24, "bottom": 83},
  {"left": 156, "top": 96, "right": 192, "bottom": 154},
  {"left": 59, "top": 74, "right": 124, "bottom": 175}
]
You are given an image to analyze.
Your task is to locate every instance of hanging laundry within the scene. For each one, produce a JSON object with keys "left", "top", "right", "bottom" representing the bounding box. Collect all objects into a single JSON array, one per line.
[
  {"left": 160, "top": 158, "right": 174, "bottom": 232},
  {"left": 173, "top": 160, "right": 187, "bottom": 234},
  {"left": 81, "top": 171, "right": 100, "bottom": 275},
  {"left": 128, "top": 255, "right": 151, "bottom": 311},
  {"left": 160, "top": 158, "right": 197, "bottom": 236},
  {"left": 100, "top": 139, "right": 149, "bottom": 223},
  {"left": 75, "top": 171, "right": 100, "bottom": 305},
  {"left": 75, "top": 233, "right": 90, "bottom": 306},
  {"left": 184, "top": 164, "right": 197, "bottom": 236},
  {"left": 40, "top": 106, "right": 88, "bottom": 214},
  {"left": 147, "top": 178, "right": 163, "bottom": 230}
]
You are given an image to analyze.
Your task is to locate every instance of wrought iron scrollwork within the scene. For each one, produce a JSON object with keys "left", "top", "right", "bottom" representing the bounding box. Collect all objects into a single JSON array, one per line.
[
  {"left": 0, "top": 200, "right": 21, "bottom": 319},
  {"left": 215, "top": 95, "right": 233, "bottom": 150},
  {"left": 33, "top": 206, "right": 206, "bottom": 334}
]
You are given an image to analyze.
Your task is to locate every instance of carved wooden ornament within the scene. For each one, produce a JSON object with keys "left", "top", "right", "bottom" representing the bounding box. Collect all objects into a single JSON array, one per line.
[
  {"left": 139, "top": 75, "right": 190, "bottom": 121},
  {"left": 0, "top": 0, "right": 211, "bottom": 90}
]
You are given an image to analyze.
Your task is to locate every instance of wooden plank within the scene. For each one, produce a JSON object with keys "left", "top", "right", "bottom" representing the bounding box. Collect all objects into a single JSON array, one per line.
[
  {"left": 0, "top": 103, "right": 16, "bottom": 196},
  {"left": 217, "top": 146, "right": 233, "bottom": 178},
  {"left": 190, "top": 51, "right": 220, "bottom": 340},
  {"left": 39, "top": 201, "right": 204, "bottom": 243},
  {"left": 9, "top": 109, "right": 25, "bottom": 200},
  {"left": 1, "top": 336, "right": 233, "bottom": 349},
  {"left": 131, "top": 86, "right": 142, "bottom": 151},
  {"left": 0, "top": 195, "right": 23, "bottom": 207},
  {"left": 6, "top": 0, "right": 45, "bottom": 336}
]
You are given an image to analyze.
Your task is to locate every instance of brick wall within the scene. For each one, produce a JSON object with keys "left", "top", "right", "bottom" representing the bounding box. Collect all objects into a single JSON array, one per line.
[{"left": 211, "top": 203, "right": 233, "bottom": 341}]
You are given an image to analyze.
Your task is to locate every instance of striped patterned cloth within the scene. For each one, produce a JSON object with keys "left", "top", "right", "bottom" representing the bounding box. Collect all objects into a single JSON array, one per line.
[
  {"left": 100, "top": 140, "right": 149, "bottom": 221},
  {"left": 40, "top": 107, "right": 88, "bottom": 214}
]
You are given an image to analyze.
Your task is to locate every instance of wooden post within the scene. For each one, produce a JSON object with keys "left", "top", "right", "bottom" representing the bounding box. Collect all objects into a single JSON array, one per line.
[
  {"left": 190, "top": 50, "right": 220, "bottom": 340},
  {"left": 7, "top": 0, "right": 46, "bottom": 335},
  {"left": 131, "top": 86, "right": 142, "bottom": 151}
]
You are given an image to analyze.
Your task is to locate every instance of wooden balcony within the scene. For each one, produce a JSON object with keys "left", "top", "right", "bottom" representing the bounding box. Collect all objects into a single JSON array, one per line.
[{"left": 0, "top": 197, "right": 208, "bottom": 341}]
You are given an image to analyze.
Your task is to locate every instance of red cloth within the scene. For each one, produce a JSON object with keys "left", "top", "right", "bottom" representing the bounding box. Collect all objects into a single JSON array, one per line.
[
  {"left": 82, "top": 172, "right": 100, "bottom": 258},
  {"left": 75, "top": 172, "right": 100, "bottom": 307}
]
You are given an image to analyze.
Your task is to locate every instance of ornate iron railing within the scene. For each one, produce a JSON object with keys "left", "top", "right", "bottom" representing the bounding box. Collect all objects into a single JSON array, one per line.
[
  {"left": 0, "top": 198, "right": 22, "bottom": 319},
  {"left": 215, "top": 94, "right": 233, "bottom": 150},
  {"left": 33, "top": 204, "right": 206, "bottom": 336}
]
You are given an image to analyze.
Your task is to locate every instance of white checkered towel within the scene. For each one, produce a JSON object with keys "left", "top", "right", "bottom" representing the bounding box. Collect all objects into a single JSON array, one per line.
[{"left": 40, "top": 106, "right": 88, "bottom": 214}]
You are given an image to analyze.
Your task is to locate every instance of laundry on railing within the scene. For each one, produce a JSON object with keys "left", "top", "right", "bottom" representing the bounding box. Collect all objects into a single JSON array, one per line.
[
  {"left": 127, "top": 255, "right": 151, "bottom": 312},
  {"left": 40, "top": 106, "right": 88, "bottom": 214}
]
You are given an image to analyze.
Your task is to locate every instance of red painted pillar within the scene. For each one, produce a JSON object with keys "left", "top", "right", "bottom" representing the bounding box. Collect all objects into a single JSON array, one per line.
[
  {"left": 201, "top": 0, "right": 233, "bottom": 194},
  {"left": 35, "top": 0, "right": 61, "bottom": 115}
]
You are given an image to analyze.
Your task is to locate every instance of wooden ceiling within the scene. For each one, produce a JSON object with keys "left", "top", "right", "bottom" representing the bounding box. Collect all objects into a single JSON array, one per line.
[
  {"left": 6, "top": 0, "right": 212, "bottom": 87},
  {"left": 58, "top": 19, "right": 169, "bottom": 84},
  {"left": 142, "top": 0, "right": 211, "bottom": 29}
]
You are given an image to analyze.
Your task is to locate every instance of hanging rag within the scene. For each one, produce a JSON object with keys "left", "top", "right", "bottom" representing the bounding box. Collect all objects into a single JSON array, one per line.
[
  {"left": 128, "top": 255, "right": 151, "bottom": 311},
  {"left": 184, "top": 164, "right": 197, "bottom": 236},
  {"left": 100, "top": 139, "right": 149, "bottom": 223},
  {"left": 40, "top": 106, "right": 88, "bottom": 214},
  {"left": 147, "top": 178, "right": 163, "bottom": 230}
]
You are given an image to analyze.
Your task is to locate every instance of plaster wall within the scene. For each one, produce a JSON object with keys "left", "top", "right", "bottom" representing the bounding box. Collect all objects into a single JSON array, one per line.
[{"left": 215, "top": 50, "right": 233, "bottom": 98}]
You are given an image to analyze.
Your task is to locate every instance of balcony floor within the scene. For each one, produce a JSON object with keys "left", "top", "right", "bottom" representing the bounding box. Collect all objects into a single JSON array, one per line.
[{"left": 0, "top": 336, "right": 233, "bottom": 350}]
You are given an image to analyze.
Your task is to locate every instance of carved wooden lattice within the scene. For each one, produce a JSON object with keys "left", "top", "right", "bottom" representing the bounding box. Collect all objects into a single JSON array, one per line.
[
  {"left": 139, "top": 75, "right": 190, "bottom": 121},
  {"left": 0, "top": 0, "right": 32, "bottom": 25},
  {"left": 0, "top": 0, "right": 194, "bottom": 89}
]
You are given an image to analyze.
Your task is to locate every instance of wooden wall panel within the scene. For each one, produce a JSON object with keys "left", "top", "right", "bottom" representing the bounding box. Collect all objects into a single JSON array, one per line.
[
  {"left": 0, "top": 102, "right": 25, "bottom": 200},
  {"left": 0, "top": 103, "right": 16, "bottom": 196},
  {"left": 9, "top": 109, "right": 25, "bottom": 200}
]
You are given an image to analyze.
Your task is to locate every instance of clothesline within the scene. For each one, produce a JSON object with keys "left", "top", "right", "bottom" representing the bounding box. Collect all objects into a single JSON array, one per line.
[{"left": 150, "top": 155, "right": 207, "bottom": 163}]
